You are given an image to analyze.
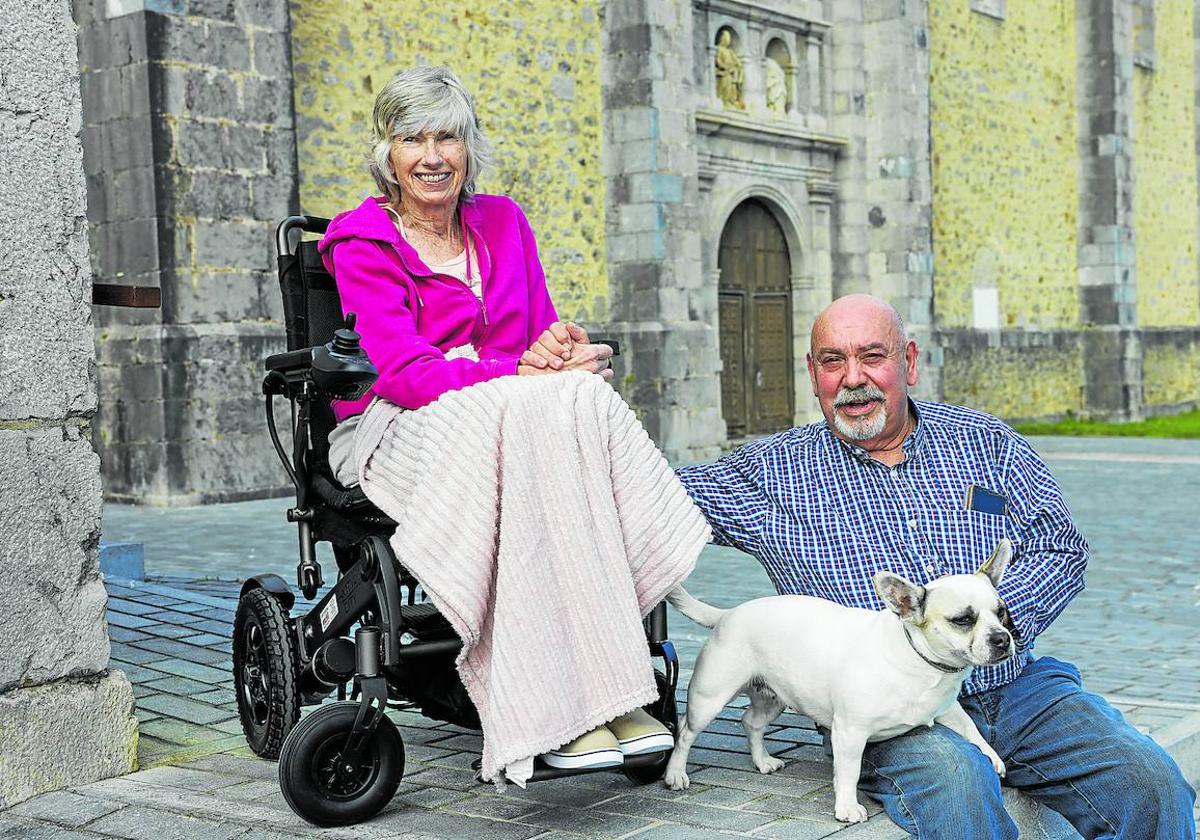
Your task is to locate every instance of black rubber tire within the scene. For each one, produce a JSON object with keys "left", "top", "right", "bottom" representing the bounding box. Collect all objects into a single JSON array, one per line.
[
  {"left": 232, "top": 587, "right": 300, "bottom": 758},
  {"left": 278, "top": 702, "right": 405, "bottom": 827},
  {"left": 622, "top": 670, "right": 679, "bottom": 785}
]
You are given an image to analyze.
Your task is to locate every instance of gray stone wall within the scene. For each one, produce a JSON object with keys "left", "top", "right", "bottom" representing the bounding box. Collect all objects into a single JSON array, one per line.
[
  {"left": 0, "top": 0, "right": 137, "bottom": 805},
  {"left": 77, "top": 0, "right": 298, "bottom": 503},
  {"left": 601, "top": 0, "right": 725, "bottom": 462}
]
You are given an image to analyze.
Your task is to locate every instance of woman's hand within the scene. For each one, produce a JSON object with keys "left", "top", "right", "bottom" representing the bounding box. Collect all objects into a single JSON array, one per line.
[
  {"left": 522, "top": 322, "right": 590, "bottom": 371},
  {"left": 562, "top": 342, "right": 614, "bottom": 380}
]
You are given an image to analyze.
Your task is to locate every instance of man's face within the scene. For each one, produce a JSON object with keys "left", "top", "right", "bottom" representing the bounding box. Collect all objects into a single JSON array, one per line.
[{"left": 806, "top": 303, "right": 918, "bottom": 448}]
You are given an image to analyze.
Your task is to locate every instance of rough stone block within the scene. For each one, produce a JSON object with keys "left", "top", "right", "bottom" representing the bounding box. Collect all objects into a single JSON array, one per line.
[
  {"left": 146, "top": 12, "right": 250, "bottom": 71},
  {"left": 193, "top": 219, "right": 273, "bottom": 270},
  {"left": 0, "top": 426, "right": 110, "bottom": 692},
  {"left": 0, "top": 672, "right": 137, "bottom": 809}
]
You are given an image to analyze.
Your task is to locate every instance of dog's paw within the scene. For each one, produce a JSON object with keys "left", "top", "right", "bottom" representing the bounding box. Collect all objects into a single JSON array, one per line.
[
  {"left": 835, "top": 801, "right": 869, "bottom": 824},
  {"left": 990, "top": 756, "right": 1007, "bottom": 777},
  {"left": 754, "top": 755, "right": 786, "bottom": 775},
  {"left": 662, "top": 768, "right": 690, "bottom": 790}
]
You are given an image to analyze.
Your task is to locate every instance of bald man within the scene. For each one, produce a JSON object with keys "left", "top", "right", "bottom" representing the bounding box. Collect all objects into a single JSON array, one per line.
[{"left": 677, "top": 294, "right": 1194, "bottom": 839}]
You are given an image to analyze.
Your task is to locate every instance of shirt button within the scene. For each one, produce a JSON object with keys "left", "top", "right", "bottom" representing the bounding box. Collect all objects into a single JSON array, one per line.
[
  {"left": 907, "top": 518, "right": 917, "bottom": 529},
  {"left": 925, "top": 564, "right": 935, "bottom": 576}
]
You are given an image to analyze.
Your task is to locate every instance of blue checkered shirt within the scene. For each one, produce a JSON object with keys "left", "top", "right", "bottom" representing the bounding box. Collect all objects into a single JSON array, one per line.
[{"left": 676, "top": 400, "right": 1089, "bottom": 696}]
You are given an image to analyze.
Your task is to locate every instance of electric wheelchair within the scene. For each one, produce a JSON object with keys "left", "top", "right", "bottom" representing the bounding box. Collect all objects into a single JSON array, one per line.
[{"left": 231, "top": 215, "right": 682, "bottom": 827}]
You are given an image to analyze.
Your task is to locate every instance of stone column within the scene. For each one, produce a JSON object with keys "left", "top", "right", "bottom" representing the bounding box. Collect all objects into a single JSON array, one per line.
[
  {"left": 602, "top": 0, "right": 724, "bottom": 463},
  {"left": 0, "top": 0, "right": 137, "bottom": 807},
  {"left": 76, "top": 0, "right": 299, "bottom": 503},
  {"left": 1076, "top": 0, "right": 1141, "bottom": 419}
]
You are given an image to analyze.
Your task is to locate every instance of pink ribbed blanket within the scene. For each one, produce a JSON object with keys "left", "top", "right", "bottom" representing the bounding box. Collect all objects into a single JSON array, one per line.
[{"left": 352, "top": 373, "right": 710, "bottom": 784}]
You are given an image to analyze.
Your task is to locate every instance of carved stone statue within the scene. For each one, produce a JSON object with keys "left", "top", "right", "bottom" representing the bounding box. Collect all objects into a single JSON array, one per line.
[
  {"left": 765, "top": 57, "right": 787, "bottom": 114},
  {"left": 715, "top": 30, "right": 745, "bottom": 110}
]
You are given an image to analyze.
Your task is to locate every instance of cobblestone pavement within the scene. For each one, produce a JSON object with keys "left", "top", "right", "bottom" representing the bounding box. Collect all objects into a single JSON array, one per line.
[{"left": 4, "top": 435, "right": 1198, "bottom": 837}]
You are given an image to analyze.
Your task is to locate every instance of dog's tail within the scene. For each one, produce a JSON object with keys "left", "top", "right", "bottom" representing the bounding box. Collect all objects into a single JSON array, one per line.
[{"left": 666, "top": 586, "right": 727, "bottom": 628}]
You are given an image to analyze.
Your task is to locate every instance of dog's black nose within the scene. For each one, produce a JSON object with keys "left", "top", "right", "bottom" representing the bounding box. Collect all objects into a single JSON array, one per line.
[{"left": 988, "top": 631, "right": 1011, "bottom": 650}]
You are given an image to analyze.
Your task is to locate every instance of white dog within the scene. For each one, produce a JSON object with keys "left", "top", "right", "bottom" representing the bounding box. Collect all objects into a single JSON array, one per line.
[{"left": 664, "top": 540, "right": 1016, "bottom": 823}]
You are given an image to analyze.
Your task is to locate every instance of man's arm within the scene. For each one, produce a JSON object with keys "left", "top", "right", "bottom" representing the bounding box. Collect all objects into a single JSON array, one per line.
[
  {"left": 675, "top": 445, "right": 772, "bottom": 557},
  {"left": 998, "top": 432, "right": 1089, "bottom": 650}
]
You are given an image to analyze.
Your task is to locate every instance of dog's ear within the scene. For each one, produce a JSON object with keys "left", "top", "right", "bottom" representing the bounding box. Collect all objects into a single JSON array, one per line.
[
  {"left": 976, "top": 539, "right": 1012, "bottom": 588},
  {"left": 873, "top": 571, "right": 925, "bottom": 621}
]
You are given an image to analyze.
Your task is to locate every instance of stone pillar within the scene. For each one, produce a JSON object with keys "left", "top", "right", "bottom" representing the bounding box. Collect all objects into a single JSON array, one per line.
[
  {"left": 828, "top": 0, "right": 937, "bottom": 397},
  {"left": 602, "top": 0, "right": 724, "bottom": 463},
  {"left": 1076, "top": 0, "right": 1141, "bottom": 419},
  {"left": 76, "top": 0, "right": 299, "bottom": 504},
  {"left": 0, "top": 0, "right": 137, "bottom": 806}
]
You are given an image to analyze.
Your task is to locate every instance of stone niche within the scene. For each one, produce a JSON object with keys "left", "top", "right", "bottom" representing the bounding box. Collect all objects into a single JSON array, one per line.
[{"left": 691, "top": 0, "right": 844, "bottom": 430}]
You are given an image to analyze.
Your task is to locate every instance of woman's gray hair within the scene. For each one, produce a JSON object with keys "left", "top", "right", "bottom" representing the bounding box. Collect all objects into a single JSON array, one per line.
[{"left": 368, "top": 65, "right": 493, "bottom": 204}]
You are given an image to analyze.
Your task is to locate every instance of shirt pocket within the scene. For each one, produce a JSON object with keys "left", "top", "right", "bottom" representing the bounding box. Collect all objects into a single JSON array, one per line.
[{"left": 925, "top": 508, "right": 1010, "bottom": 574}]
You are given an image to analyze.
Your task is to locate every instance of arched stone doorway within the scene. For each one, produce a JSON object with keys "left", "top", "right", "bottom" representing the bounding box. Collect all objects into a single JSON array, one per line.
[{"left": 717, "top": 199, "right": 795, "bottom": 438}]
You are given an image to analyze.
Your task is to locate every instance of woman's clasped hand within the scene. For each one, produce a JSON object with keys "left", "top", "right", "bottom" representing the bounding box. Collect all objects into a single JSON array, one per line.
[{"left": 518, "top": 321, "right": 614, "bottom": 380}]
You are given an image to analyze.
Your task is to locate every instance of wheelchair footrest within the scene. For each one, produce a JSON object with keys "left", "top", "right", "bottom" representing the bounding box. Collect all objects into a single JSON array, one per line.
[
  {"left": 397, "top": 602, "right": 457, "bottom": 641},
  {"left": 471, "top": 750, "right": 670, "bottom": 785}
]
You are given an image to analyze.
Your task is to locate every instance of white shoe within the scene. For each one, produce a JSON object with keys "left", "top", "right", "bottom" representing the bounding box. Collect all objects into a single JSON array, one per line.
[
  {"left": 542, "top": 725, "right": 624, "bottom": 769},
  {"left": 607, "top": 708, "right": 675, "bottom": 756}
]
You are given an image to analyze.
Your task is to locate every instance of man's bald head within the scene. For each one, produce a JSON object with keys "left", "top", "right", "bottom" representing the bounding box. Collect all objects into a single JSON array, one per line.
[
  {"left": 806, "top": 294, "right": 919, "bottom": 458},
  {"left": 810, "top": 294, "right": 906, "bottom": 356}
]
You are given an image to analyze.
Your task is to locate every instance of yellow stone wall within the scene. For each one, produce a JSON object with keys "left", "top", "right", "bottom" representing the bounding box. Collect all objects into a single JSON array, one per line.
[
  {"left": 1133, "top": 1, "right": 1200, "bottom": 329},
  {"left": 929, "top": 2, "right": 1079, "bottom": 330},
  {"left": 941, "top": 345, "right": 1084, "bottom": 419},
  {"left": 1143, "top": 341, "right": 1200, "bottom": 407},
  {"left": 289, "top": 0, "right": 607, "bottom": 321}
]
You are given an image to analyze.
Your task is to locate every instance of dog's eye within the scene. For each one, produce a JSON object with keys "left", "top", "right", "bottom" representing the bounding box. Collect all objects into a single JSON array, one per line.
[
  {"left": 996, "top": 605, "right": 1008, "bottom": 619},
  {"left": 950, "top": 615, "right": 975, "bottom": 627}
]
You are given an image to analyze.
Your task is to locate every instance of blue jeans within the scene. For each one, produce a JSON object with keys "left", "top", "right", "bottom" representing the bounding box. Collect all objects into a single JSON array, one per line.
[{"left": 858, "top": 656, "right": 1196, "bottom": 839}]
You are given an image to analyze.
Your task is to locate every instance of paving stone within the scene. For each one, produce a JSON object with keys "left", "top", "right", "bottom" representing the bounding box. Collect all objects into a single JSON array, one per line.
[
  {"left": 624, "top": 825, "right": 748, "bottom": 840},
  {"left": 126, "top": 765, "right": 243, "bottom": 792},
  {"left": 111, "top": 643, "right": 171, "bottom": 665},
  {"left": 105, "top": 610, "right": 157, "bottom": 629},
  {"left": 183, "top": 753, "right": 278, "bottom": 781},
  {"left": 516, "top": 803, "right": 655, "bottom": 838},
  {"left": 143, "top": 675, "right": 219, "bottom": 696},
  {"left": 142, "top": 609, "right": 209, "bottom": 624},
  {"left": 750, "top": 816, "right": 847, "bottom": 839},
  {"left": 81, "top": 804, "right": 245, "bottom": 840},
  {"left": 593, "top": 794, "right": 776, "bottom": 832},
  {"left": 682, "top": 786, "right": 768, "bottom": 808},
  {"left": 182, "top": 632, "right": 231, "bottom": 647},
  {"left": 391, "top": 783, "right": 475, "bottom": 810},
  {"left": 134, "top": 594, "right": 188, "bottom": 608},
  {"left": 138, "top": 693, "right": 238, "bottom": 725},
  {"left": 395, "top": 765, "right": 480, "bottom": 792},
  {"left": 6, "top": 789, "right": 123, "bottom": 828},
  {"left": 687, "top": 766, "right": 828, "bottom": 799},
  {"left": 444, "top": 792, "right": 545, "bottom": 821},
  {"left": 140, "top": 623, "right": 197, "bottom": 640},
  {"left": 368, "top": 804, "right": 547, "bottom": 839},
  {"left": 139, "top": 717, "right": 233, "bottom": 747},
  {"left": 107, "top": 599, "right": 168, "bottom": 617},
  {"left": 107, "top": 626, "right": 152, "bottom": 643},
  {"left": 143, "top": 658, "right": 230, "bottom": 683},
  {"left": 193, "top": 688, "right": 233, "bottom": 705},
  {"left": 129, "top": 638, "right": 228, "bottom": 666}
]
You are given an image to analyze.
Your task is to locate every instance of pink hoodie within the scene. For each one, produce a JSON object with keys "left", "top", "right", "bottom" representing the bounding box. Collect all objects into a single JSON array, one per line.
[{"left": 319, "top": 194, "right": 558, "bottom": 420}]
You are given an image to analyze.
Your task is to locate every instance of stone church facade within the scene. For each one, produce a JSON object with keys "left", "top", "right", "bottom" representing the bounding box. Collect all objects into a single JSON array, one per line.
[{"left": 75, "top": 0, "right": 1200, "bottom": 503}]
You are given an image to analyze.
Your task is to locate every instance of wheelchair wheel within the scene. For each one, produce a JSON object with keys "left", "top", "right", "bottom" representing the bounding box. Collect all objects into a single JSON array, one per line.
[
  {"left": 622, "top": 670, "right": 679, "bottom": 785},
  {"left": 233, "top": 587, "right": 300, "bottom": 758},
  {"left": 278, "top": 702, "right": 405, "bottom": 827}
]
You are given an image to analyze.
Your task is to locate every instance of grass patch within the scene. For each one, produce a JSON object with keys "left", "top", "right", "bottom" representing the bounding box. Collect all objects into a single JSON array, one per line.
[{"left": 1014, "top": 409, "right": 1200, "bottom": 438}]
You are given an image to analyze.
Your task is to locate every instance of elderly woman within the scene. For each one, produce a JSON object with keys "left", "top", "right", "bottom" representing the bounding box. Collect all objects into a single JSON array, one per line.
[{"left": 318, "top": 66, "right": 708, "bottom": 787}]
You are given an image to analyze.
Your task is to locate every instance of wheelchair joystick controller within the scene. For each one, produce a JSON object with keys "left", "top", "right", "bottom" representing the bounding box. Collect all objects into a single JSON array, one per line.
[{"left": 310, "top": 313, "right": 378, "bottom": 400}]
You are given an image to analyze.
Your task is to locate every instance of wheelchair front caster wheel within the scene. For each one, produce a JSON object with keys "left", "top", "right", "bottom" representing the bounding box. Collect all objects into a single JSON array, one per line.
[
  {"left": 278, "top": 702, "right": 405, "bottom": 827},
  {"left": 233, "top": 588, "right": 300, "bottom": 758}
]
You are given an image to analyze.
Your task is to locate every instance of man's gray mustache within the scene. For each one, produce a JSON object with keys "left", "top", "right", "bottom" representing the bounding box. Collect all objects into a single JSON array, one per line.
[{"left": 834, "top": 385, "right": 886, "bottom": 408}]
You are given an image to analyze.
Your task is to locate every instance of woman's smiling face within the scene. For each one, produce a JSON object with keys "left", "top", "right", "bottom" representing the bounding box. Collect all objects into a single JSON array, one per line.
[{"left": 390, "top": 130, "right": 467, "bottom": 214}]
